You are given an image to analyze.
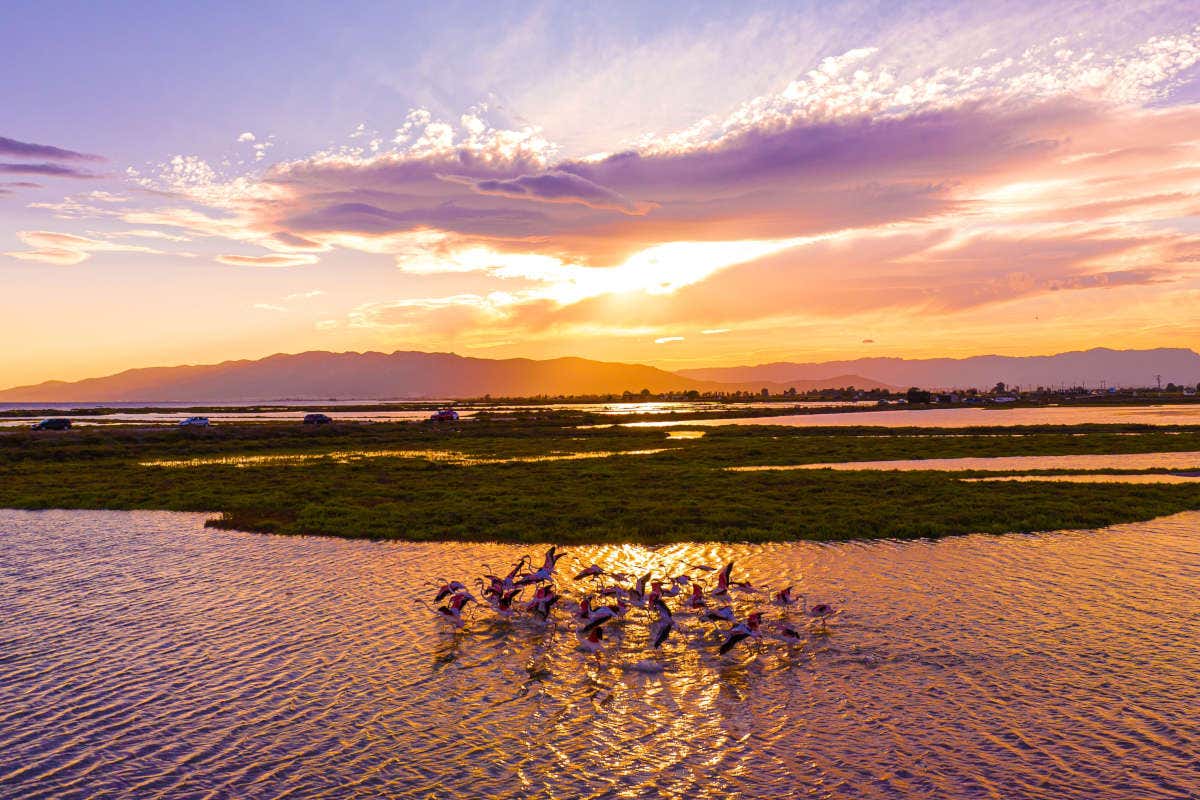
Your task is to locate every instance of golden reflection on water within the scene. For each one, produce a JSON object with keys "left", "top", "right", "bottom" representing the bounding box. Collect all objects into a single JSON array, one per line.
[
  {"left": 728, "top": 450, "right": 1200, "bottom": 472},
  {"left": 139, "top": 448, "right": 672, "bottom": 468},
  {"left": 4, "top": 509, "right": 1200, "bottom": 798},
  {"left": 666, "top": 430, "right": 706, "bottom": 439},
  {"left": 962, "top": 473, "right": 1200, "bottom": 484}
]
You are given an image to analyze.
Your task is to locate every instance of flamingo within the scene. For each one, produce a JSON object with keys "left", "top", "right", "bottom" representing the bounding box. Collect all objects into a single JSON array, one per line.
[
  {"left": 628, "top": 572, "right": 652, "bottom": 606},
  {"left": 436, "top": 592, "right": 474, "bottom": 627},
  {"left": 515, "top": 563, "right": 555, "bottom": 587},
  {"left": 648, "top": 594, "right": 675, "bottom": 648},
  {"left": 574, "top": 564, "right": 605, "bottom": 581},
  {"left": 802, "top": 596, "right": 837, "bottom": 632},
  {"left": 487, "top": 588, "right": 521, "bottom": 617},
  {"left": 703, "top": 605, "right": 735, "bottom": 623},
  {"left": 578, "top": 625, "right": 605, "bottom": 653},
  {"left": 524, "top": 585, "right": 559, "bottom": 618},
  {"left": 711, "top": 562, "right": 734, "bottom": 597},
  {"left": 772, "top": 586, "right": 796, "bottom": 606},
  {"left": 656, "top": 578, "right": 684, "bottom": 598},
  {"left": 774, "top": 622, "right": 803, "bottom": 643},
  {"left": 717, "top": 612, "right": 763, "bottom": 654},
  {"left": 718, "top": 622, "right": 753, "bottom": 654},
  {"left": 684, "top": 583, "right": 707, "bottom": 610},
  {"left": 650, "top": 618, "right": 674, "bottom": 648},
  {"left": 579, "top": 605, "right": 618, "bottom": 634},
  {"left": 572, "top": 595, "right": 594, "bottom": 621},
  {"left": 432, "top": 580, "right": 468, "bottom": 602},
  {"left": 803, "top": 596, "right": 836, "bottom": 618}
]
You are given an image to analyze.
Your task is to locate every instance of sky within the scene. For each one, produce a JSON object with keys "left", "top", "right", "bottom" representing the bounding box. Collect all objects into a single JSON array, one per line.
[{"left": 3, "top": 1, "right": 1200, "bottom": 387}]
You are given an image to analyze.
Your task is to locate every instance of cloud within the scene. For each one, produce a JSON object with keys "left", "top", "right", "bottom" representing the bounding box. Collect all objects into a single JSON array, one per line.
[
  {"left": 17, "top": 23, "right": 1200, "bottom": 359},
  {"left": 0, "top": 135, "right": 104, "bottom": 162},
  {"left": 28, "top": 193, "right": 130, "bottom": 219},
  {"left": 253, "top": 303, "right": 288, "bottom": 312},
  {"left": 271, "top": 231, "right": 328, "bottom": 251},
  {"left": 654, "top": 336, "right": 684, "bottom": 344},
  {"left": 215, "top": 253, "right": 320, "bottom": 267},
  {"left": 98, "top": 229, "right": 192, "bottom": 242},
  {"left": 165, "top": 93, "right": 1120, "bottom": 275},
  {"left": 0, "top": 162, "right": 101, "bottom": 178},
  {"left": 460, "top": 170, "right": 655, "bottom": 214},
  {"left": 4, "top": 230, "right": 163, "bottom": 265},
  {"left": 237, "top": 132, "right": 256, "bottom": 143}
]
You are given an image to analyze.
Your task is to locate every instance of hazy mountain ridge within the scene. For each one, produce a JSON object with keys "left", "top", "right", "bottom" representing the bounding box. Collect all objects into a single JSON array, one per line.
[
  {"left": 677, "top": 348, "right": 1200, "bottom": 390},
  {"left": 0, "top": 351, "right": 893, "bottom": 401},
  {"left": 3, "top": 347, "right": 1191, "bottom": 402}
]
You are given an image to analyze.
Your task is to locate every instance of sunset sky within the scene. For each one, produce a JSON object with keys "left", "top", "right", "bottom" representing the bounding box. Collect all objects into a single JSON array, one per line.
[{"left": 3, "top": 1, "right": 1200, "bottom": 387}]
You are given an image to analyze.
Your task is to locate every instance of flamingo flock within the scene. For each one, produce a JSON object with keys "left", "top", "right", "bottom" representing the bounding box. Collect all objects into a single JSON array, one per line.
[{"left": 425, "top": 546, "right": 838, "bottom": 659}]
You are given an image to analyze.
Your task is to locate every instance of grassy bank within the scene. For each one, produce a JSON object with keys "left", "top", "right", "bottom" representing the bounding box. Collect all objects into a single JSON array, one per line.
[{"left": 2, "top": 420, "right": 1199, "bottom": 543}]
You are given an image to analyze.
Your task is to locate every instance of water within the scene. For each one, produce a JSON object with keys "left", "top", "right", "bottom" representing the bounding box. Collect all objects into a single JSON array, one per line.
[
  {"left": 0, "top": 400, "right": 863, "bottom": 428},
  {"left": 965, "top": 474, "right": 1200, "bottom": 484},
  {"left": 627, "top": 404, "right": 1200, "bottom": 428},
  {"left": 730, "top": 451, "right": 1200, "bottom": 472},
  {"left": 139, "top": 447, "right": 672, "bottom": 469},
  {"left": 2, "top": 509, "right": 1198, "bottom": 799}
]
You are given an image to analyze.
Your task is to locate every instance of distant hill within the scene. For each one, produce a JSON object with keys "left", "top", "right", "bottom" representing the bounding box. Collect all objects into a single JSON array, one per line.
[
  {"left": 0, "top": 351, "right": 707, "bottom": 401},
  {"left": 0, "top": 351, "right": 897, "bottom": 402},
  {"left": 678, "top": 348, "right": 1200, "bottom": 391}
]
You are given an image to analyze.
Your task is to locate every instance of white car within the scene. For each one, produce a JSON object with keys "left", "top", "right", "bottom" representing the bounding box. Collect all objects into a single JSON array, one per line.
[{"left": 179, "top": 416, "right": 211, "bottom": 427}]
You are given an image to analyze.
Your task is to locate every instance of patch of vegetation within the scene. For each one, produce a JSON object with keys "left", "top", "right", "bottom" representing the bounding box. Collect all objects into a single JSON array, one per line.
[{"left": 2, "top": 421, "right": 1199, "bottom": 543}]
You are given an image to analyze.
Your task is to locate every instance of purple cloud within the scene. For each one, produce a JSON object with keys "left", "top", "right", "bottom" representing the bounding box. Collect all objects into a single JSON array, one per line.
[
  {"left": 245, "top": 97, "right": 1098, "bottom": 265},
  {"left": 271, "top": 231, "right": 326, "bottom": 250},
  {"left": 282, "top": 200, "right": 552, "bottom": 238},
  {"left": 0, "top": 162, "right": 101, "bottom": 178},
  {"left": 463, "top": 170, "right": 654, "bottom": 214},
  {"left": 0, "top": 135, "right": 104, "bottom": 162}
]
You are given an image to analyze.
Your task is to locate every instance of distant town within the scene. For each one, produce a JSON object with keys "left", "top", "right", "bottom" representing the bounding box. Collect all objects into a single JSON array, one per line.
[{"left": 474, "top": 381, "right": 1200, "bottom": 406}]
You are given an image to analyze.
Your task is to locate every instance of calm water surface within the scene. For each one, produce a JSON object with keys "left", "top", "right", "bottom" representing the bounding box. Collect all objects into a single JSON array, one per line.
[
  {"left": 629, "top": 404, "right": 1200, "bottom": 428},
  {"left": 0, "top": 400, "right": 863, "bottom": 427},
  {"left": 2, "top": 509, "right": 1198, "bottom": 798},
  {"left": 731, "top": 451, "right": 1200, "bottom": 472}
]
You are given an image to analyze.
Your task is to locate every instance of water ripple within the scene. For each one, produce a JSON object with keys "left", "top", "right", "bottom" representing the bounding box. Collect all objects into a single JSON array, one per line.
[{"left": 1, "top": 509, "right": 1199, "bottom": 798}]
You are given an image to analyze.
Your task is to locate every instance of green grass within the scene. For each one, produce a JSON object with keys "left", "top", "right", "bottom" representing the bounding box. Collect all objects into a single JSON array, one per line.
[{"left": 3, "top": 420, "right": 1200, "bottom": 543}]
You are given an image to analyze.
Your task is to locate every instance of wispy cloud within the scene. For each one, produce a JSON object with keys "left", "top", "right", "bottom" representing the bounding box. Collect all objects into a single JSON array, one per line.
[
  {"left": 0, "top": 162, "right": 102, "bottom": 178},
  {"left": 216, "top": 253, "right": 320, "bottom": 267},
  {"left": 5, "top": 230, "right": 163, "bottom": 265},
  {"left": 0, "top": 135, "right": 104, "bottom": 162}
]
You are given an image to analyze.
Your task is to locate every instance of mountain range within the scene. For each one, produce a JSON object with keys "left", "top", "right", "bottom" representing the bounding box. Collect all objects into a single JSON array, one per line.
[
  {"left": 0, "top": 351, "right": 892, "bottom": 401},
  {"left": 678, "top": 348, "right": 1200, "bottom": 391},
  {"left": 0, "top": 347, "right": 1195, "bottom": 402}
]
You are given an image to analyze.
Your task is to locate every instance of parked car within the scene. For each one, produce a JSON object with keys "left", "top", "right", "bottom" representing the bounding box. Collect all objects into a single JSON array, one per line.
[
  {"left": 31, "top": 418, "right": 71, "bottom": 431},
  {"left": 303, "top": 413, "right": 333, "bottom": 425},
  {"left": 430, "top": 408, "right": 459, "bottom": 421},
  {"left": 179, "top": 416, "right": 210, "bottom": 427}
]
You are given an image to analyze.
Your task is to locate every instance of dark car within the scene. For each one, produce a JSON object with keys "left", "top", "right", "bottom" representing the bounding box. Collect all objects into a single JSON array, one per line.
[
  {"left": 430, "top": 408, "right": 459, "bottom": 421},
  {"left": 32, "top": 418, "right": 71, "bottom": 431},
  {"left": 303, "top": 413, "right": 333, "bottom": 425}
]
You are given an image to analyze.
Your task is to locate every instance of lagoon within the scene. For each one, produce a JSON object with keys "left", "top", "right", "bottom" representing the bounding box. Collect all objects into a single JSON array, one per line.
[{"left": 2, "top": 509, "right": 1197, "bottom": 798}]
